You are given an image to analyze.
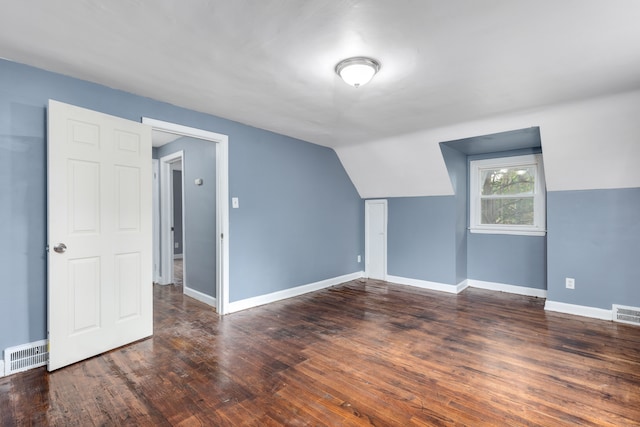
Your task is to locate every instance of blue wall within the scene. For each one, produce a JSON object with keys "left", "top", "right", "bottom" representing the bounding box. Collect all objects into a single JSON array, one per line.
[
  {"left": 465, "top": 148, "right": 546, "bottom": 289},
  {"left": 0, "top": 59, "right": 363, "bottom": 352},
  {"left": 467, "top": 234, "right": 546, "bottom": 289},
  {"left": 547, "top": 188, "right": 640, "bottom": 308},
  {"left": 230, "top": 132, "right": 364, "bottom": 301},
  {"left": 387, "top": 196, "right": 457, "bottom": 284},
  {"left": 157, "top": 137, "right": 217, "bottom": 297},
  {"left": 172, "top": 170, "right": 183, "bottom": 256},
  {"left": 440, "top": 144, "right": 468, "bottom": 284},
  {"left": 387, "top": 145, "right": 546, "bottom": 289}
]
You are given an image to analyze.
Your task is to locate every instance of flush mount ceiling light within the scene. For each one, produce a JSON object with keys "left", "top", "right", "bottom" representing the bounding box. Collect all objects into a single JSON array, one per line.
[{"left": 335, "top": 57, "right": 380, "bottom": 88}]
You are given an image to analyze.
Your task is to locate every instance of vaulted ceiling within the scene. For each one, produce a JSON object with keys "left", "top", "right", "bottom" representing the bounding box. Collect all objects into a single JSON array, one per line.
[{"left": 2, "top": 0, "right": 640, "bottom": 150}]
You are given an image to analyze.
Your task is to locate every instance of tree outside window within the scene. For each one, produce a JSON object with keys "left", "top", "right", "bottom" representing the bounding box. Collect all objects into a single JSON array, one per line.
[{"left": 470, "top": 155, "right": 545, "bottom": 236}]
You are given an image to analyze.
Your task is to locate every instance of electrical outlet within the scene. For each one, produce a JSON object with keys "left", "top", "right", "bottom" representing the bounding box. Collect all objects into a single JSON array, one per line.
[
  {"left": 174, "top": 242, "right": 179, "bottom": 249},
  {"left": 357, "top": 255, "right": 361, "bottom": 263},
  {"left": 566, "top": 277, "right": 575, "bottom": 289}
]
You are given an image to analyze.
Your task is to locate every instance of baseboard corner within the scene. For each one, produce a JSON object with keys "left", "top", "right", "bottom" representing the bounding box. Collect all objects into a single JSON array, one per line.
[{"left": 183, "top": 286, "right": 217, "bottom": 308}]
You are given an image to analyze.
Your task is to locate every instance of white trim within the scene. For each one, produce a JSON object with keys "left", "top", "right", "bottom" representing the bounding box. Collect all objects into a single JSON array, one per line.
[
  {"left": 386, "top": 275, "right": 466, "bottom": 294},
  {"left": 216, "top": 133, "right": 230, "bottom": 315},
  {"left": 143, "top": 118, "right": 230, "bottom": 315},
  {"left": 544, "top": 300, "right": 612, "bottom": 321},
  {"left": 152, "top": 159, "right": 161, "bottom": 283},
  {"left": 470, "top": 228, "right": 546, "bottom": 237},
  {"left": 365, "top": 199, "right": 387, "bottom": 280},
  {"left": 143, "top": 118, "right": 225, "bottom": 141},
  {"left": 467, "top": 279, "right": 547, "bottom": 298},
  {"left": 469, "top": 154, "right": 546, "bottom": 236},
  {"left": 227, "top": 272, "right": 364, "bottom": 314},
  {"left": 386, "top": 276, "right": 547, "bottom": 298},
  {"left": 0, "top": 360, "right": 4, "bottom": 377},
  {"left": 183, "top": 286, "right": 217, "bottom": 308},
  {"left": 159, "top": 150, "right": 183, "bottom": 286}
]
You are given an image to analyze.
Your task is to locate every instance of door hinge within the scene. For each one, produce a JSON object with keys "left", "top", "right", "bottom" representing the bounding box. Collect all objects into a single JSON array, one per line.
[{"left": 221, "top": 233, "right": 224, "bottom": 239}]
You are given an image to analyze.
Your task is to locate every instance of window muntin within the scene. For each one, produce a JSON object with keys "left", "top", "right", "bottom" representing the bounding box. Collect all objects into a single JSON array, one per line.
[{"left": 470, "top": 154, "right": 545, "bottom": 236}]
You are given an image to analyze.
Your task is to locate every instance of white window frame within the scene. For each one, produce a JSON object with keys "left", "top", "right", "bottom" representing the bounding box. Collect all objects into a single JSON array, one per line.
[{"left": 470, "top": 154, "right": 546, "bottom": 236}]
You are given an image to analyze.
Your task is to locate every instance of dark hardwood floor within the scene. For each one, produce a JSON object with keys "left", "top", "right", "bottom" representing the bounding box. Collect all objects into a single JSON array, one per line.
[{"left": 2, "top": 279, "right": 640, "bottom": 426}]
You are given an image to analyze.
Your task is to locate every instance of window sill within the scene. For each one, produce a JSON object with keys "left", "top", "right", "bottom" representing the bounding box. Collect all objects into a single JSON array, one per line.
[{"left": 469, "top": 227, "right": 546, "bottom": 237}]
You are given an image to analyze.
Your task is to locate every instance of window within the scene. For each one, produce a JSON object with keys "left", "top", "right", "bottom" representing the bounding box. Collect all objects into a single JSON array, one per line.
[{"left": 470, "top": 154, "right": 546, "bottom": 236}]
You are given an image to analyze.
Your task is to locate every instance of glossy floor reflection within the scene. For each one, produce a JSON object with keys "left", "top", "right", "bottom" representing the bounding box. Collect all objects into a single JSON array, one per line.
[{"left": 1, "top": 280, "right": 639, "bottom": 425}]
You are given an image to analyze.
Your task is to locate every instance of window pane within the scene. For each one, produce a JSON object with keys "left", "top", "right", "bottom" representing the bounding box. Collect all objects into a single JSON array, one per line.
[
  {"left": 480, "top": 166, "right": 535, "bottom": 196},
  {"left": 481, "top": 198, "right": 534, "bottom": 225}
]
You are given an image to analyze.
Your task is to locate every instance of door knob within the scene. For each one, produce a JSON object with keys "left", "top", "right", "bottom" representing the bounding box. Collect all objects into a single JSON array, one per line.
[{"left": 53, "top": 243, "right": 67, "bottom": 253}]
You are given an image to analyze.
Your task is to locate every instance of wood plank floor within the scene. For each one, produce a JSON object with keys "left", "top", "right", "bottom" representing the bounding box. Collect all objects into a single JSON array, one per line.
[{"left": 1, "top": 279, "right": 639, "bottom": 426}]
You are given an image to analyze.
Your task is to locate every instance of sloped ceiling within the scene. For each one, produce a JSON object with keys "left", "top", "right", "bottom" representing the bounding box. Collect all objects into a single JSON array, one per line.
[{"left": 1, "top": 1, "right": 640, "bottom": 149}]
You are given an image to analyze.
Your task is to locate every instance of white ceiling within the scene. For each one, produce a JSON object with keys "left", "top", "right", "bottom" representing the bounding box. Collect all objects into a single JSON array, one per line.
[{"left": 1, "top": 1, "right": 640, "bottom": 149}]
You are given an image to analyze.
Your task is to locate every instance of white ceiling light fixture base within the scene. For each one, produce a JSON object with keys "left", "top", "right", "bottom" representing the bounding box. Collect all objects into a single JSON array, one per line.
[{"left": 335, "top": 57, "right": 381, "bottom": 88}]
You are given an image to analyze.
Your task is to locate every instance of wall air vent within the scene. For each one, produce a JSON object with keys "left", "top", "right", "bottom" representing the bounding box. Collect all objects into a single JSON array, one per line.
[
  {"left": 612, "top": 304, "right": 640, "bottom": 326},
  {"left": 4, "top": 339, "right": 49, "bottom": 376}
]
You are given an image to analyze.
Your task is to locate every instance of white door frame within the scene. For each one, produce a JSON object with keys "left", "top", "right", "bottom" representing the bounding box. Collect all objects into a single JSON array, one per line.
[
  {"left": 152, "top": 159, "right": 160, "bottom": 283},
  {"left": 143, "top": 118, "right": 230, "bottom": 315},
  {"left": 158, "top": 150, "right": 184, "bottom": 287},
  {"left": 365, "top": 199, "right": 388, "bottom": 280}
]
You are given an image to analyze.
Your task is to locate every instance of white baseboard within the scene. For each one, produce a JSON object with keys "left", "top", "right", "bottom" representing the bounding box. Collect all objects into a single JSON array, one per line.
[
  {"left": 456, "top": 279, "right": 470, "bottom": 293},
  {"left": 386, "top": 276, "right": 546, "bottom": 299},
  {"left": 227, "top": 271, "right": 364, "bottom": 314},
  {"left": 155, "top": 275, "right": 171, "bottom": 286},
  {"left": 544, "top": 300, "right": 612, "bottom": 321},
  {"left": 173, "top": 254, "right": 183, "bottom": 260},
  {"left": 0, "top": 360, "right": 4, "bottom": 377},
  {"left": 468, "top": 279, "right": 547, "bottom": 298},
  {"left": 183, "top": 286, "right": 217, "bottom": 308},
  {"left": 386, "top": 275, "right": 464, "bottom": 294}
]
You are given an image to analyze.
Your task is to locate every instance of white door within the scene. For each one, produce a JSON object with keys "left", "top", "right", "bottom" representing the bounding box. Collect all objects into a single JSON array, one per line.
[
  {"left": 47, "top": 100, "right": 153, "bottom": 371},
  {"left": 365, "top": 199, "right": 387, "bottom": 280}
]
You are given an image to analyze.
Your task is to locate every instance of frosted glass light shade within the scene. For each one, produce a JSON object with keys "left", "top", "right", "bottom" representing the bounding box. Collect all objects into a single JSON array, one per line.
[{"left": 335, "top": 57, "right": 380, "bottom": 88}]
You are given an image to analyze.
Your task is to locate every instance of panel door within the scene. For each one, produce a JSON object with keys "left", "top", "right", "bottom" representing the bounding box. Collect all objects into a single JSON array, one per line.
[
  {"left": 47, "top": 100, "right": 152, "bottom": 371},
  {"left": 366, "top": 200, "right": 387, "bottom": 280}
]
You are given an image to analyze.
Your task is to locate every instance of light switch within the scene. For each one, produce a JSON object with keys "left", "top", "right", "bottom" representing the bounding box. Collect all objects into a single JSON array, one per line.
[{"left": 232, "top": 197, "right": 239, "bottom": 208}]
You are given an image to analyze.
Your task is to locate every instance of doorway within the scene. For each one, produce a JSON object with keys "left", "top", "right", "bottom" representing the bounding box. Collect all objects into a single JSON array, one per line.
[
  {"left": 171, "top": 161, "right": 184, "bottom": 286},
  {"left": 144, "top": 118, "right": 230, "bottom": 315},
  {"left": 365, "top": 199, "right": 387, "bottom": 280},
  {"left": 158, "top": 150, "right": 184, "bottom": 288}
]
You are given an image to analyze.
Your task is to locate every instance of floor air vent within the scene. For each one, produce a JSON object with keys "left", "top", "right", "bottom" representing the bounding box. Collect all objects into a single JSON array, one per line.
[
  {"left": 613, "top": 305, "right": 640, "bottom": 326},
  {"left": 4, "top": 339, "right": 49, "bottom": 376}
]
